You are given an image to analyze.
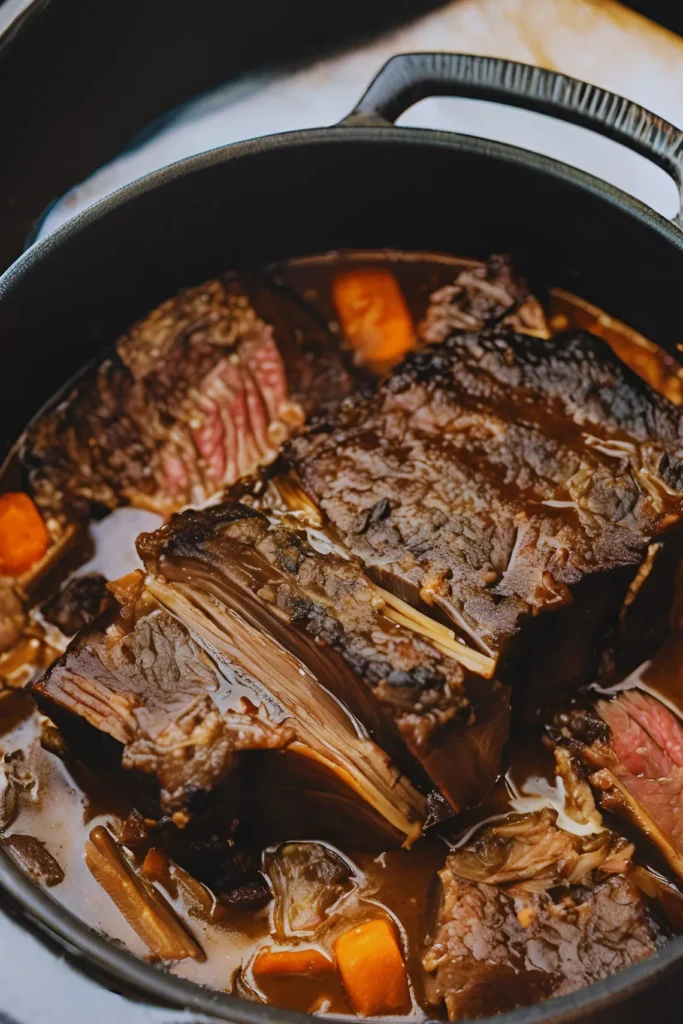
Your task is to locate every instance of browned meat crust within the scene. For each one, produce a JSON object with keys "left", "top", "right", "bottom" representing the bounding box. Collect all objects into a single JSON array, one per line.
[
  {"left": 288, "top": 329, "right": 683, "bottom": 699},
  {"left": 425, "top": 873, "right": 659, "bottom": 1018}
]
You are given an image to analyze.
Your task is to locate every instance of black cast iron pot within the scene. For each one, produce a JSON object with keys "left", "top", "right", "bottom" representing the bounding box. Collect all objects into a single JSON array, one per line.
[{"left": 2, "top": 52, "right": 683, "bottom": 1024}]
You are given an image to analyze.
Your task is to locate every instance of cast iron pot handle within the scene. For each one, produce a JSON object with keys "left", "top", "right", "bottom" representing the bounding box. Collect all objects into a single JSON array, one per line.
[{"left": 345, "top": 52, "right": 683, "bottom": 228}]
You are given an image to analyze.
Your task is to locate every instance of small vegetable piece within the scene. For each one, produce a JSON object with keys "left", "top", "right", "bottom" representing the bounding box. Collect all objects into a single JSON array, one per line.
[
  {"left": 0, "top": 493, "right": 50, "bottom": 577},
  {"left": 139, "top": 847, "right": 172, "bottom": 887},
  {"left": 253, "top": 947, "right": 334, "bottom": 976},
  {"left": 3, "top": 833, "right": 64, "bottom": 886},
  {"left": 332, "top": 268, "right": 415, "bottom": 372},
  {"left": 267, "top": 841, "right": 352, "bottom": 937},
  {"left": 85, "top": 825, "right": 204, "bottom": 961},
  {"left": 170, "top": 859, "right": 219, "bottom": 919},
  {"left": 333, "top": 918, "right": 410, "bottom": 1016}
]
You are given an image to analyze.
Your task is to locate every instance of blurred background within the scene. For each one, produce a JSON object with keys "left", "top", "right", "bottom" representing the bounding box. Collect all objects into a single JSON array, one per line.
[
  {"left": 2, "top": 1, "right": 683, "bottom": 1021},
  {"left": 3, "top": 0, "right": 683, "bottom": 272}
]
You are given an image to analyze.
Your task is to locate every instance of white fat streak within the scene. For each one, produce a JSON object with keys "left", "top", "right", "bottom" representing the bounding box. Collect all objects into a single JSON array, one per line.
[
  {"left": 582, "top": 434, "right": 636, "bottom": 459},
  {"left": 305, "top": 527, "right": 350, "bottom": 559},
  {"left": 506, "top": 773, "right": 598, "bottom": 837},
  {"left": 444, "top": 813, "right": 512, "bottom": 851},
  {"left": 28, "top": 605, "right": 71, "bottom": 653}
]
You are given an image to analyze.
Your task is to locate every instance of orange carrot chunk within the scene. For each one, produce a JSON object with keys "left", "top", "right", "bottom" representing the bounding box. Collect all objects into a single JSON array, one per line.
[
  {"left": 139, "top": 847, "right": 172, "bottom": 886},
  {"left": 253, "top": 947, "right": 334, "bottom": 976},
  {"left": 332, "top": 268, "right": 415, "bottom": 372},
  {"left": 333, "top": 918, "right": 410, "bottom": 1016},
  {"left": 0, "top": 493, "right": 50, "bottom": 577}
]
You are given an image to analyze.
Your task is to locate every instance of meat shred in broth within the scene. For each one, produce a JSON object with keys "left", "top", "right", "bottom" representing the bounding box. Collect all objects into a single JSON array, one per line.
[{"left": 2, "top": 250, "right": 683, "bottom": 1019}]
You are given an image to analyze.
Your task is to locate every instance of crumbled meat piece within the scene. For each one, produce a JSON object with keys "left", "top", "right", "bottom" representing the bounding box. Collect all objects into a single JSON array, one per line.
[
  {"left": 32, "top": 606, "right": 291, "bottom": 813},
  {"left": 41, "top": 572, "right": 112, "bottom": 635},
  {"left": 446, "top": 808, "right": 631, "bottom": 890},
  {"left": 220, "top": 881, "right": 272, "bottom": 911},
  {"left": 418, "top": 254, "right": 548, "bottom": 343},
  {"left": 423, "top": 809, "right": 659, "bottom": 1019},
  {"left": 116, "top": 808, "right": 155, "bottom": 848},
  {"left": 22, "top": 274, "right": 353, "bottom": 518},
  {"left": 3, "top": 751, "right": 38, "bottom": 806},
  {"left": 550, "top": 688, "right": 683, "bottom": 882},
  {"left": 424, "top": 873, "right": 661, "bottom": 1019},
  {"left": 0, "top": 766, "right": 17, "bottom": 830},
  {"left": 122, "top": 696, "right": 294, "bottom": 813},
  {"left": 162, "top": 828, "right": 271, "bottom": 910}
]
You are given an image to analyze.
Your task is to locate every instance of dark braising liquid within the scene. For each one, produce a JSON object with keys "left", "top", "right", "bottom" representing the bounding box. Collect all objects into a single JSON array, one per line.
[{"left": 2, "top": 250, "right": 683, "bottom": 1018}]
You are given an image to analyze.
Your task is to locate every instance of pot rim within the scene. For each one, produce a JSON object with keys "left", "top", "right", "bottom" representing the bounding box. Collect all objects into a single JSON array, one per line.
[
  {"left": 3, "top": 121, "right": 683, "bottom": 1022},
  {"left": 3, "top": 120, "right": 683, "bottom": 299}
]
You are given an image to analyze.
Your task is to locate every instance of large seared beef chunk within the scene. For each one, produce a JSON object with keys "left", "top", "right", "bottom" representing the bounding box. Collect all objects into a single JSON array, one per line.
[
  {"left": 288, "top": 329, "right": 683, "bottom": 696},
  {"left": 551, "top": 687, "right": 683, "bottom": 880},
  {"left": 423, "top": 810, "right": 662, "bottom": 1019},
  {"left": 137, "top": 502, "right": 509, "bottom": 815},
  {"left": 32, "top": 509, "right": 429, "bottom": 847},
  {"left": 22, "top": 275, "right": 352, "bottom": 519}
]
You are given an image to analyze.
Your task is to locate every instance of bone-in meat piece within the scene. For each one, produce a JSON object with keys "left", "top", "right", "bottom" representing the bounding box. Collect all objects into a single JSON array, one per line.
[{"left": 137, "top": 502, "right": 510, "bottom": 815}]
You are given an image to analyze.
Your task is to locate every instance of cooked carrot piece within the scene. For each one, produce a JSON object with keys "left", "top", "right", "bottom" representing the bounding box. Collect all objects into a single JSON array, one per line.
[
  {"left": 0, "top": 493, "right": 50, "bottom": 577},
  {"left": 139, "top": 847, "right": 172, "bottom": 886},
  {"left": 333, "top": 918, "right": 410, "bottom": 1016},
  {"left": 332, "top": 268, "right": 415, "bottom": 372},
  {"left": 253, "top": 947, "right": 334, "bottom": 976}
]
